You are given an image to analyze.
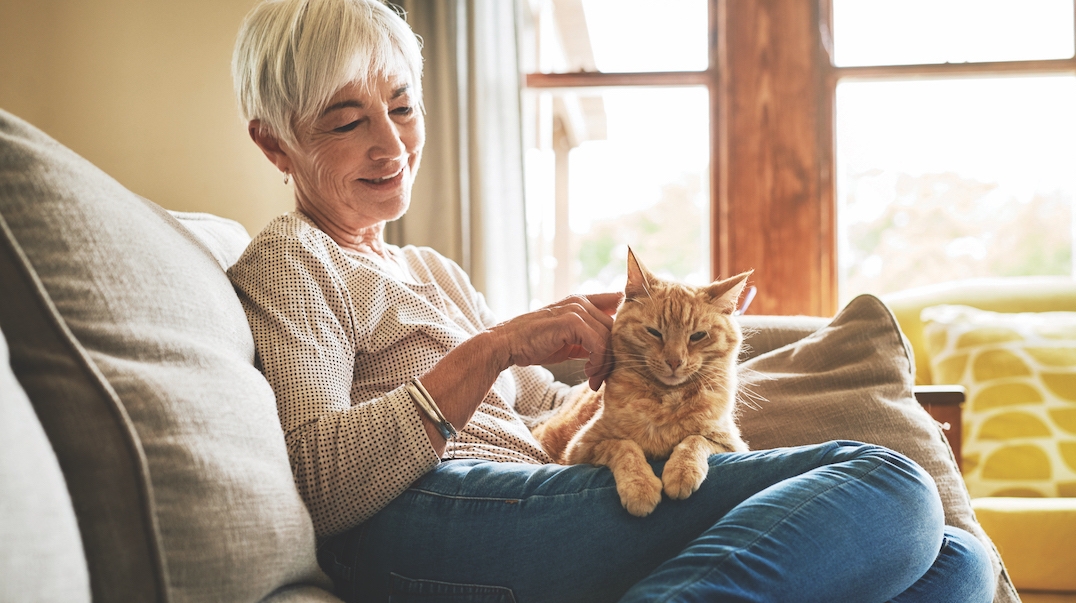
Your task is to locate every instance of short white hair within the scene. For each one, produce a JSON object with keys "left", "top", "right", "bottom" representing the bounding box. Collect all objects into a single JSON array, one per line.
[{"left": 232, "top": 0, "right": 423, "bottom": 146}]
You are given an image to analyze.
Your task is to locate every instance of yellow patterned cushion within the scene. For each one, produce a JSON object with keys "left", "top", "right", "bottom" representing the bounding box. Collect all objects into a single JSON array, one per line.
[{"left": 921, "top": 305, "right": 1076, "bottom": 498}]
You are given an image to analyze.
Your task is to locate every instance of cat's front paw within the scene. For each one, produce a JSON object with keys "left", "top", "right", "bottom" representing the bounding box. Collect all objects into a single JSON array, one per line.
[
  {"left": 617, "top": 472, "right": 663, "bottom": 517},
  {"left": 662, "top": 458, "right": 707, "bottom": 500}
]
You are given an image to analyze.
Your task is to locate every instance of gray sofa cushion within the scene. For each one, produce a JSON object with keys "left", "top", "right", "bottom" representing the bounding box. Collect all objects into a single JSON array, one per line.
[
  {"left": 738, "top": 294, "right": 1020, "bottom": 603},
  {"left": 0, "top": 109, "right": 336, "bottom": 602},
  {"left": 170, "top": 210, "right": 253, "bottom": 270},
  {"left": 0, "top": 324, "right": 91, "bottom": 603},
  {"left": 737, "top": 313, "right": 829, "bottom": 360}
]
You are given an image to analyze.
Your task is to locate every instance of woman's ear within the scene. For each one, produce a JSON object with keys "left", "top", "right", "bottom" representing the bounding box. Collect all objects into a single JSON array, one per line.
[{"left": 248, "top": 120, "right": 292, "bottom": 174}]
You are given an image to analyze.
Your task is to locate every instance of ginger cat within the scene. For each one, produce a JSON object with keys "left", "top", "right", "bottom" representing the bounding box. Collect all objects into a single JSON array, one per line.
[{"left": 533, "top": 250, "right": 751, "bottom": 517}]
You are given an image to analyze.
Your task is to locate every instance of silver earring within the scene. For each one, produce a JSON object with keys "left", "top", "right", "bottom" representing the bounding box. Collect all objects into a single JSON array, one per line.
[{"left": 283, "top": 171, "right": 290, "bottom": 185}]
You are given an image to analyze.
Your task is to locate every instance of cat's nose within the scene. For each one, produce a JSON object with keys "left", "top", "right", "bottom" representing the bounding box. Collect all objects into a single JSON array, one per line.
[{"left": 666, "top": 357, "right": 681, "bottom": 370}]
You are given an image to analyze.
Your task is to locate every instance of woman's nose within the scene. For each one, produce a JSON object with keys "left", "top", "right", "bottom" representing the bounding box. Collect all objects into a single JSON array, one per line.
[{"left": 368, "top": 114, "right": 406, "bottom": 160}]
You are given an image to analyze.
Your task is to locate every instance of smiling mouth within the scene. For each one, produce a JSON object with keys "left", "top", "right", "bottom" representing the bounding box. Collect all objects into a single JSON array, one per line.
[{"left": 362, "top": 166, "right": 405, "bottom": 185}]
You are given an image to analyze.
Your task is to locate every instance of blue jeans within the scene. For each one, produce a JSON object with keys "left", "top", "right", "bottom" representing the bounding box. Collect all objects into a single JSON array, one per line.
[{"left": 319, "top": 441, "right": 995, "bottom": 603}]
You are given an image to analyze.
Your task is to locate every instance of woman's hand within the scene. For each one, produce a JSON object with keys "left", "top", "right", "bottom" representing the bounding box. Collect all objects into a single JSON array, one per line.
[
  {"left": 415, "top": 291, "right": 622, "bottom": 454},
  {"left": 489, "top": 292, "right": 623, "bottom": 391}
]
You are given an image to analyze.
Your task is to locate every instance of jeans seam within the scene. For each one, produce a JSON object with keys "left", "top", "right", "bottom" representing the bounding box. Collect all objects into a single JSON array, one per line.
[
  {"left": 658, "top": 450, "right": 893, "bottom": 602},
  {"left": 407, "top": 488, "right": 525, "bottom": 502},
  {"left": 389, "top": 572, "right": 518, "bottom": 601},
  {"left": 407, "top": 487, "right": 616, "bottom": 503}
]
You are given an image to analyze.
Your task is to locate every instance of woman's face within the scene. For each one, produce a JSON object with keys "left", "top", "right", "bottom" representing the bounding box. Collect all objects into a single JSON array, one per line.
[{"left": 288, "top": 71, "right": 425, "bottom": 231}]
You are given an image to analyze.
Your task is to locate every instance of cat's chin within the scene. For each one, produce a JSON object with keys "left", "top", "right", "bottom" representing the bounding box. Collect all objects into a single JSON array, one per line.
[{"left": 654, "top": 373, "right": 691, "bottom": 387}]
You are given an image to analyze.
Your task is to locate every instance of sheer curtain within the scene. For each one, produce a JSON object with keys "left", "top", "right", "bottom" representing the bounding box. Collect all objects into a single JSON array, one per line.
[{"left": 389, "top": 0, "right": 530, "bottom": 319}]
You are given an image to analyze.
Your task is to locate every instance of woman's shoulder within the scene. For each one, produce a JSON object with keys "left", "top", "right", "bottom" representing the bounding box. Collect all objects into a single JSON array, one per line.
[
  {"left": 229, "top": 212, "right": 345, "bottom": 283},
  {"left": 247, "top": 212, "right": 327, "bottom": 248},
  {"left": 240, "top": 212, "right": 343, "bottom": 263}
]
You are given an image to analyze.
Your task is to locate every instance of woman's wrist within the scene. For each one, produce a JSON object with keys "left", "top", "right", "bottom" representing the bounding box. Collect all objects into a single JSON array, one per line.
[
  {"left": 406, "top": 378, "right": 457, "bottom": 441},
  {"left": 471, "top": 328, "right": 513, "bottom": 374},
  {"left": 412, "top": 330, "right": 510, "bottom": 436}
]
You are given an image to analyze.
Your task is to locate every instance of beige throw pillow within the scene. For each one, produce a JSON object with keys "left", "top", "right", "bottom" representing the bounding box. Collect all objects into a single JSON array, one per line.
[{"left": 738, "top": 295, "right": 1019, "bottom": 603}]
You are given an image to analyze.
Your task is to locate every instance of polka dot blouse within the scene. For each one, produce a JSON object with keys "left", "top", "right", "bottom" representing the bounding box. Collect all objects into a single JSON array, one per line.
[{"left": 228, "top": 212, "right": 571, "bottom": 538}]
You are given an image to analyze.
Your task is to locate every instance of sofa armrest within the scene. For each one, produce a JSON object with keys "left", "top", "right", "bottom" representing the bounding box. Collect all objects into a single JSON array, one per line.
[{"left": 914, "top": 385, "right": 965, "bottom": 472}]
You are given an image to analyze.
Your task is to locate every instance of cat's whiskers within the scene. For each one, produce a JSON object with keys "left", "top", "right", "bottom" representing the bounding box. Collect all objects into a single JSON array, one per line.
[
  {"left": 692, "top": 375, "right": 730, "bottom": 400},
  {"left": 735, "top": 326, "right": 761, "bottom": 362},
  {"left": 735, "top": 366, "right": 771, "bottom": 412},
  {"left": 736, "top": 386, "right": 766, "bottom": 412},
  {"left": 609, "top": 358, "right": 655, "bottom": 371},
  {"left": 692, "top": 367, "right": 742, "bottom": 401}
]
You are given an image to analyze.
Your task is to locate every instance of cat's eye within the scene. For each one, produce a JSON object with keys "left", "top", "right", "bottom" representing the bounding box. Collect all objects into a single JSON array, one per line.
[
  {"left": 690, "top": 331, "right": 708, "bottom": 342},
  {"left": 646, "top": 327, "right": 663, "bottom": 340}
]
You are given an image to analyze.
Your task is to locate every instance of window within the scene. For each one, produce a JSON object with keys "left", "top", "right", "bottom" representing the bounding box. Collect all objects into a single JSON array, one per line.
[
  {"left": 520, "top": 0, "right": 711, "bottom": 307},
  {"left": 833, "top": 0, "right": 1076, "bottom": 305},
  {"left": 522, "top": 0, "right": 1076, "bottom": 315}
]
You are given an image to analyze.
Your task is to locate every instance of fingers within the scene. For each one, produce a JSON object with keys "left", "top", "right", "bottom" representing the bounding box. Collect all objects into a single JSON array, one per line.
[
  {"left": 546, "top": 300, "right": 613, "bottom": 339},
  {"left": 534, "top": 343, "right": 588, "bottom": 367},
  {"left": 584, "top": 343, "right": 615, "bottom": 391},
  {"left": 584, "top": 291, "right": 624, "bottom": 316},
  {"left": 547, "top": 293, "right": 621, "bottom": 331},
  {"left": 551, "top": 311, "right": 609, "bottom": 363},
  {"left": 572, "top": 294, "right": 620, "bottom": 390},
  {"left": 492, "top": 291, "right": 622, "bottom": 388},
  {"left": 495, "top": 309, "right": 606, "bottom": 369}
]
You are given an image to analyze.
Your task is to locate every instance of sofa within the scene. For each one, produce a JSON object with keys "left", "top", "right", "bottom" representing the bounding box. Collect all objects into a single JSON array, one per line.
[
  {"left": 886, "top": 280, "right": 1076, "bottom": 603},
  {"left": 0, "top": 106, "right": 1021, "bottom": 602}
]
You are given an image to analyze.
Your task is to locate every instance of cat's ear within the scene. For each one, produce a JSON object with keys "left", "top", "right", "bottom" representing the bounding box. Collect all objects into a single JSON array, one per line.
[
  {"left": 624, "top": 247, "right": 654, "bottom": 300},
  {"left": 705, "top": 270, "right": 753, "bottom": 314}
]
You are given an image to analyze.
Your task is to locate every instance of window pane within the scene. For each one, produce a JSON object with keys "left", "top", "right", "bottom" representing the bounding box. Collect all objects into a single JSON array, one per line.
[
  {"left": 836, "top": 76, "right": 1076, "bottom": 306},
  {"left": 523, "top": 87, "right": 710, "bottom": 308},
  {"left": 530, "top": 0, "right": 708, "bottom": 74},
  {"left": 833, "top": 0, "right": 1076, "bottom": 67}
]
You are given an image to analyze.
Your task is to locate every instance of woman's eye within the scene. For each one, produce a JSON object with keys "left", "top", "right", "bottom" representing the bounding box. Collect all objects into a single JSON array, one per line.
[
  {"left": 392, "top": 105, "right": 414, "bottom": 116},
  {"left": 333, "top": 120, "right": 360, "bottom": 133},
  {"left": 646, "top": 327, "right": 663, "bottom": 340},
  {"left": 690, "top": 331, "right": 708, "bottom": 342}
]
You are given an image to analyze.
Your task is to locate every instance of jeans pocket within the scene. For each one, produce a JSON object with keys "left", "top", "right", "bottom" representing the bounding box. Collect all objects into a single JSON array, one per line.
[{"left": 389, "top": 572, "right": 516, "bottom": 603}]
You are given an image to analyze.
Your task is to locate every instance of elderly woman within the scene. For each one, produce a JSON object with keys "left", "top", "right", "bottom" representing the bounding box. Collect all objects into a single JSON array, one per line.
[{"left": 227, "top": 1, "right": 994, "bottom": 602}]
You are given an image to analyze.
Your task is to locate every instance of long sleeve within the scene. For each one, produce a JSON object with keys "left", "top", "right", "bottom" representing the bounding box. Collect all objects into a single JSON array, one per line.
[
  {"left": 228, "top": 221, "right": 439, "bottom": 537},
  {"left": 229, "top": 213, "right": 561, "bottom": 538}
]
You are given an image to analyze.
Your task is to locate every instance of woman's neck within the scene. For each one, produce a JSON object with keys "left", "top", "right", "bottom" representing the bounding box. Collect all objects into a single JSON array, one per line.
[{"left": 296, "top": 205, "right": 390, "bottom": 260}]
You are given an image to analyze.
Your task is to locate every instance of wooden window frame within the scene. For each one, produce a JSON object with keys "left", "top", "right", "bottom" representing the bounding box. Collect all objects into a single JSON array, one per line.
[{"left": 526, "top": 0, "right": 1076, "bottom": 316}]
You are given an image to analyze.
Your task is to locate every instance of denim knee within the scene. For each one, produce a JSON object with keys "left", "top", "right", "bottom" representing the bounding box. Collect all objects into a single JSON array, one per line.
[
  {"left": 829, "top": 442, "right": 945, "bottom": 543},
  {"left": 941, "top": 527, "right": 996, "bottom": 603},
  {"left": 890, "top": 526, "right": 996, "bottom": 603}
]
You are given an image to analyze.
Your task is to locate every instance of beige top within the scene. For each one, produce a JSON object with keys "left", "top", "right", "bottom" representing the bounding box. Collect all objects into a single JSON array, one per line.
[{"left": 228, "top": 212, "right": 569, "bottom": 537}]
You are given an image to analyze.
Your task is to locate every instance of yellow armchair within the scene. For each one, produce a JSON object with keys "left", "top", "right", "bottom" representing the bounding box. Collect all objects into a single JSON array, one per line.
[{"left": 884, "top": 277, "right": 1076, "bottom": 603}]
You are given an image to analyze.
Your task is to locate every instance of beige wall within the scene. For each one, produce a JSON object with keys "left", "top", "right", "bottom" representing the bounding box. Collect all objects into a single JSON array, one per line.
[{"left": 0, "top": 0, "right": 293, "bottom": 236}]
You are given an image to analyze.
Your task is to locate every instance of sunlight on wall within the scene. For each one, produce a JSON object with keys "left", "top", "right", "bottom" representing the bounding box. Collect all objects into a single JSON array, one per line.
[{"left": 0, "top": 0, "right": 293, "bottom": 236}]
